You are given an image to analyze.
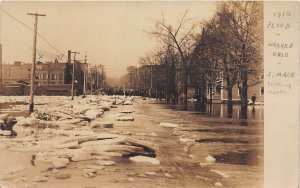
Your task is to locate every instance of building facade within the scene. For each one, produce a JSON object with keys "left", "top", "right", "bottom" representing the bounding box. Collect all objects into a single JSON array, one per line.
[
  {"left": 35, "top": 61, "right": 66, "bottom": 86},
  {"left": 2, "top": 61, "right": 31, "bottom": 83},
  {"left": 1, "top": 61, "right": 71, "bottom": 95},
  {"left": 207, "top": 79, "right": 264, "bottom": 103}
]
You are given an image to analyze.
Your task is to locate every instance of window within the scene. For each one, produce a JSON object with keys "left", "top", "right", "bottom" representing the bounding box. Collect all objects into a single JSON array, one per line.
[
  {"left": 58, "top": 74, "right": 63, "bottom": 80},
  {"left": 238, "top": 88, "right": 241, "bottom": 96},
  {"left": 207, "top": 84, "right": 214, "bottom": 95},
  {"left": 216, "top": 81, "right": 222, "bottom": 95},
  {"left": 207, "top": 85, "right": 210, "bottom": 95},
  {"left": 260, "top": 87, "right": 264, "bottom": 96}
]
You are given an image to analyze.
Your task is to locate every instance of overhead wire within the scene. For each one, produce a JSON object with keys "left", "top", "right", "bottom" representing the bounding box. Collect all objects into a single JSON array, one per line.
[{"left": 0, "top": 8, "right": 65, "bottom": 60}]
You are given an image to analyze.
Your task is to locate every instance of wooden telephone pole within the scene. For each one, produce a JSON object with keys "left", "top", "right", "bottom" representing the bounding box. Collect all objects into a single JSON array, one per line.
[
  {"left": 0, "top": 44, "right": 2, "bottom": 95},
  {"left": 83, "top": 52, "right": 87, "bottom": 98},
  {"left": 70, "top": 51, "right": 80, "bottom": 100},
  {"left": 27, "top": 12, "right": 46, "bottom": 113}
]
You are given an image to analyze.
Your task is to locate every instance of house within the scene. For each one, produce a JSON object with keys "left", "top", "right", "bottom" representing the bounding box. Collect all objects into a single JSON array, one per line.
[{"left": 207, "top": 79, "right": 264, "bottom": 103}]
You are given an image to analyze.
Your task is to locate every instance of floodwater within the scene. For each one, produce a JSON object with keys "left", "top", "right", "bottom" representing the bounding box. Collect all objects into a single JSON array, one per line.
[
  {"left": 0, "top": 103, "right": 15, "bottom": 110},
  {"left": 0, "top": 97, "right": 263, "bottom": 187},
  {"left": 0, "top": 102, "right": 30, "bottom": 117},
  {"left": 213, "top": 150, "right": 261, "bottom": 166},
  {"left": 150, "top": 99, "right": 264, "bottom": 168},
  {"left": 154, "top": 101, "right": 264, "bottom": 120}
]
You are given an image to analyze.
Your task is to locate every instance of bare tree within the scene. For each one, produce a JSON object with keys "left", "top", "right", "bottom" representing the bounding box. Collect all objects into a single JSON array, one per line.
[
  {"left": 138, "top": 44, "right": 179, "bottom": 103},
  {"left": 126, "top": 66, "right": 138, "bottom": 90},
  {"left": 194, "top": 2, "right": 263, "bottom": 116},
  {"left": 225, "top": 1, "right": 263, "bottom": 115},
  {"left": 149, "top": 10, "right": 198, "bottom": 102},
  {"left": 201, "top": 5, "right": 241, "bottom": 113}
]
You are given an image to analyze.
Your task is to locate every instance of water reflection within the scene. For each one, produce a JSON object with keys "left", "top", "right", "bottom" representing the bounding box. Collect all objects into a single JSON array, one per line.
[
  {"left": 213, "top": 150, "right": 262, "bottom": 166},
  {"left": 0, "top": 103, "right": 13, "bottom": 110},
  {"left": 156, "top": 102, "right": 264, "bottom": 120}
]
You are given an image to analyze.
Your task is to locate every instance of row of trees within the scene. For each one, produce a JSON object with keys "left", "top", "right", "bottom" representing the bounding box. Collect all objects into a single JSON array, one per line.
[{"left": 124, "top": 1, "right": 263, "bottom": 115}]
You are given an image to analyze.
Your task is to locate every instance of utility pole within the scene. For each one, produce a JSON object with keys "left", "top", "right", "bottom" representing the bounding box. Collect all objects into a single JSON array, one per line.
[
  {"left": 91, "top": 66, "right": 93, "bottom": 95},
  {"left": 83, "top": 52, "right": 87, "bottom": 97},
  {"left": 0, "top": 44, "right": 2, "bottom": 95},
  {"left": 27, "top": 12, "right": 46, "bottom": 113},
  {"left": 70, "top": 51, "right": 80, "bottom": 100},
  {"left": 150, "top": 66, "right": 152, "bottom": 97},
  {"left": 96, "top": 66, "right": 99, "bottom": 90}
]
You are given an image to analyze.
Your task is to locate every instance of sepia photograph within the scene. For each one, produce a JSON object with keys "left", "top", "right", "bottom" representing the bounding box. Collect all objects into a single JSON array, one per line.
[{"left": 0, "top": 1, "right": 298, "bottom": 188}]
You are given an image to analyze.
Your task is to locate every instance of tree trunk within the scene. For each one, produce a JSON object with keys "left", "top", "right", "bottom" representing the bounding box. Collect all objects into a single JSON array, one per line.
[
  {"left": 196, "top": 79, "right": 206, "bottom": 105},
  {"left": 227, "top": 86, "right": 233, "bottom": 118},
  {"left": 184, "top": 74, "right": 188, "bottom": 103},
  {"left": 240, "top": 81, "right": 248, "bottom": 118},
  {"left": 209, "top": 83, "right": 213, "bottom": 105},
  {"left": 171, "top": 62, "right": 178, "bottom": 104},
  {"left": 240, "top": 44, "right": 248, "bottom": 119}
]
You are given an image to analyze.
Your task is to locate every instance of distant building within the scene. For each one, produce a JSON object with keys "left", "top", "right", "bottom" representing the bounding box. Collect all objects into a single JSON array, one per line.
[
  {"left": 35, "top": 61, "right": 66, "bottom": 86},
  {"left": 1, "top": 61, "right": 72, "bottom": 96},
  {"left": 0, "top": 48, "right": 106, "bottom": 96},
  {"left": 2, "top": 61, "right": 31, "bottom": 83},
  {"left": 87, "top": 64, "right": 105, "bottom": 93}
]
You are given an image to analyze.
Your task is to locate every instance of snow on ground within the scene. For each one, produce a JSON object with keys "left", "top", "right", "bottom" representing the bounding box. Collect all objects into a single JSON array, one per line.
[{"left": 0, "top": 95, "right": 158, "bottom": 187}]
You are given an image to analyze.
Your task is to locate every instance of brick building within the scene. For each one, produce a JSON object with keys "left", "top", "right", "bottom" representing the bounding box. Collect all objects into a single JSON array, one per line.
[
  {"left": 2, "top": 61, "right": 31, "bottom": 83},
  {"left": 35, "top": 61, "right": 66, "bottom": 86},
  {"left": 1, "top": 61, "right": 72, "bottom": 95}
]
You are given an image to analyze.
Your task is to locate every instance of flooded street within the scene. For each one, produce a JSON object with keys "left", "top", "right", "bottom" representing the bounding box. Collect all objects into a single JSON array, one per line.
[
  {"left": 0, "top": 96, "right": 263, "bottom": 188},
  {"left": 138, "top": 99, "right": 264, "bottom": 187},
  {"left": 155, "top": 101, "right": 264, "bottom": 121}
]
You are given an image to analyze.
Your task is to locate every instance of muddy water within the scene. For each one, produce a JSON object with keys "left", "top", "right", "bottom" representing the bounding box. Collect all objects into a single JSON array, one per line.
[
  {"left": 150, "top": 100, "right": 263, "bottom": 168},
  {"left": 0, "top": 102, "right": 30, "bottom": 117},
  {"left": 0, "top": 150, "right": 33, "bottom": 172},
  {"left": 153, "top": 101, "right": 264, "bottom": 120},
  {"left": 213, "top": 150, "right": 261, "bottom": 166},
  {"left": 0, "top": 98, "right": 263, "bottom": 187}
]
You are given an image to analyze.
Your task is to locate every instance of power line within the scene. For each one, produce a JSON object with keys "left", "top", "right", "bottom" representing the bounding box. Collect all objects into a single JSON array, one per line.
[
  {"left": 0, "top": 8, "right": 65, "bottom": 60},
  {"left": 37, "top": 32, "right": 65, "bottom": 60},
  {"left": 0, "top": 8, "right": 33, "bottom": 31}
]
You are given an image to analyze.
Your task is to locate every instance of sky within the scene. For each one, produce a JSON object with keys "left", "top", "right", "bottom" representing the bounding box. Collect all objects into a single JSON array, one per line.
[{"left": 0, "top": 1, "right": 217, "bottom": 78}]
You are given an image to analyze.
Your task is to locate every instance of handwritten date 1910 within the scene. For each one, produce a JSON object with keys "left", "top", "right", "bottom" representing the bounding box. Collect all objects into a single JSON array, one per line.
[{"left": 273, "top": 11, "right": 291, "bottom": 18}]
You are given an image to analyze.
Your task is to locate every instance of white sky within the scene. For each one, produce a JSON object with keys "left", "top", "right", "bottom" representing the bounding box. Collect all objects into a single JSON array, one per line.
[{"left": 0, "top": 1, "right": 217, "bottom": 78}]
